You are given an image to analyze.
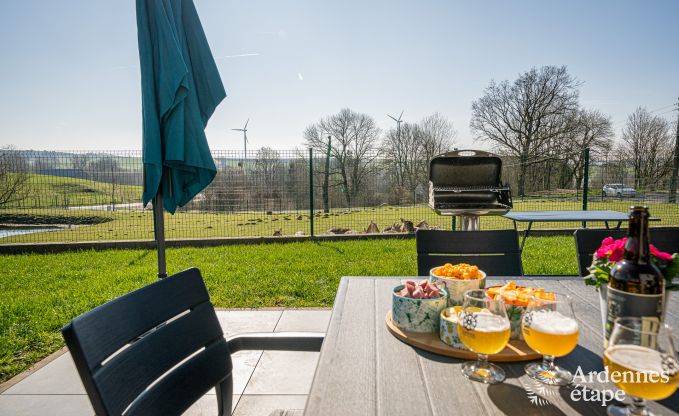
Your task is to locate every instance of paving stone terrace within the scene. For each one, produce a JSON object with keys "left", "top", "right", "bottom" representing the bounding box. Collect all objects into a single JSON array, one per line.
[{"left": 0, "top": 309, "right": 331, "bottom": 416}]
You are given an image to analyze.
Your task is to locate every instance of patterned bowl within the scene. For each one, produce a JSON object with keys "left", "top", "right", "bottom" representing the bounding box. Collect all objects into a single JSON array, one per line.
[
  {"left": 486, "top": 285, "right": 529, "bottom": 340},
  {"left": 502, "top": 303, "right": 526, "bottom": 340},
  {"left": 392, "top": 284, "right": 449, "bottom": 333},
  {"left": 439, "top": 306, "right": 468, "bottom": 350},
  {"left": 429, "top": 268, "right": 486, "bottom": 307}
]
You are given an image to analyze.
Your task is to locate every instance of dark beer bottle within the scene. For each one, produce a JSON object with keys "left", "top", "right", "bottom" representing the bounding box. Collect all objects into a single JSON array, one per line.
[{"left": 605, "top": 206, "right": 664, "bottom": 342}]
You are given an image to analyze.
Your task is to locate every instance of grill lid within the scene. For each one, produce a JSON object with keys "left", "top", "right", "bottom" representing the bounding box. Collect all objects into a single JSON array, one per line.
[
  {"left": 428, "top": 150, "right": 512, "bottom": 216},
  {"left": 429, "top": 150, "right": 502, "bottom": 187}
]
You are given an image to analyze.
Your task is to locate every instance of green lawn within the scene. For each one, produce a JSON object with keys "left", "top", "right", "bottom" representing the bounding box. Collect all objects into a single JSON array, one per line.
[
  {"left": 2, "top": 199, "right": 678, "bottom": 243},
  {"left": 0, "top": 236, "right": 579, "bottom": 383}
]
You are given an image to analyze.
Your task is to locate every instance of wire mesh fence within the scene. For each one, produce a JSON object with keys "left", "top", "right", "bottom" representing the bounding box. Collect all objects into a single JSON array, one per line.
[{"left": 0, "top": 148, "right": 677, "bottom": 244}]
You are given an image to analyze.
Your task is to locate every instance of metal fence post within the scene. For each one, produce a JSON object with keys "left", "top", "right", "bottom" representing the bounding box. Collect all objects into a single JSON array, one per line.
[
  {"left": 309, "top": 147, "right": 314, "bottom": 238},
  {"left": 670, "top": 103, "right": 679, "bottom": 203},
  {"left": 582, "top": 147, "right": 590, "bottom": 228}
]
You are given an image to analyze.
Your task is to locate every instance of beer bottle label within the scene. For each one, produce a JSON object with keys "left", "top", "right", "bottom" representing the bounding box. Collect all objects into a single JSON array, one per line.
[{"left": 605, "top": 286, "right": 663, "bottom": 343}]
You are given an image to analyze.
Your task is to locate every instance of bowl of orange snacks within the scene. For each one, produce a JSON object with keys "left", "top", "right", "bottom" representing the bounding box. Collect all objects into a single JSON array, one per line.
[
  {"left": 429, "top": 263, "right": 486, "bottom": 306},
  {"left": 486, "top": 281, "right": 556, "bottom": 340}
]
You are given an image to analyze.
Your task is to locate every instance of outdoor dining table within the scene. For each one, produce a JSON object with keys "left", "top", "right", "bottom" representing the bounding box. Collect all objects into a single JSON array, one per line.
[
  {"left": 503, "top": 210, "right": 660, "bottom": 252},
  {"left": 304, "top": 276, "right": 679, "bottom": 416}
]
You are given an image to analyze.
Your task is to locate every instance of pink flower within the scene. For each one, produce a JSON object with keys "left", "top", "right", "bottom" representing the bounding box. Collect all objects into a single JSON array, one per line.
[
  {"left": 651, "top": 245, "right": 673, "bottom": 262},
  {"left": 595, "top": 236, "right": 626, "bottom": 262},
  {"left": 608, "top": 238, "right": 627, "bottom": 262},
  {"left": 595, "top": 237, "right": 675, "bottom": 263},
  {"left": 594, "top": 236, "right": 615, "bottom": 259}
]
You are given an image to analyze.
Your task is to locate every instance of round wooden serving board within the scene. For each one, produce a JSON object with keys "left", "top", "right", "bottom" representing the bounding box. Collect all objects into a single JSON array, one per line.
[{"left": 386, "top": 311, "right": 541, "bottom": 362}]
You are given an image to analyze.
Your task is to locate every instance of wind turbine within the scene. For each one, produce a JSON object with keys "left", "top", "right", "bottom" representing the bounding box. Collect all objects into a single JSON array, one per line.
[
  {"left": 232, "top": 118, "right": 249, "bottom": 167},
  {"left": 387, "top": 110, "right": 404, "bottom": 141}
]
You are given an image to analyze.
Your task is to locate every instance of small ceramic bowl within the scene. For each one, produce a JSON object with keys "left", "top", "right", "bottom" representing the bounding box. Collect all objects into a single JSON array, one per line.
[
  {"left": 429, "top": 268, "right": 487, "bottom": 306},
  {"left": 502, "top": 303, "right": 526, "bottom": 340},
  {"left": 439, "top": 306, "right": 468, "bottom": 350},
  {"left": 392, "top": 284, "right": 448, "bottom": 332},
  {"left": 486, "top": 285, "right": 550, "bottom": 340}
]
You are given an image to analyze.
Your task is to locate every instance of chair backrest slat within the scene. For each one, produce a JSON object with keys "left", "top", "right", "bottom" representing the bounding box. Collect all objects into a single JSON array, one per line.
[
  {"left": 574, "top": 228, "right": 679, "bottom": 277},
  {"left": 416, "top": 230, "right": 523, "bottom": 276},
  {"left": 125, "top": 340, "right": 231, "bottom": 416},
  {"left": 61, "top": 268, "right": 232, "bottom": 416},
  {"left": 66, "top": 268, "right": 211, "bottom": 370},
  {"left": 92, "top": 301, "right": 225, "bottom": 415}
]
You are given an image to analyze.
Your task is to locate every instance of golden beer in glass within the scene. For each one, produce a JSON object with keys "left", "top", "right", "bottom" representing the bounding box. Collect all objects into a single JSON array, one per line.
[
  {"left": 522, "top": 311, "right": 579, "bottom": 357},
  {"left": 604, "top": 345, "right": 678, "bottom": 401},
  {"left": 457, "top": 313, "right": 510, "bottom": 355},
  {"left": 522, "top": 292, "right": 579, "bottom": 386},
  {"left": 457, "top": 289, "right": 510, "bottom": 384},
  {"left": 605, "top": 318, "right": 679, "bottom": 416}
]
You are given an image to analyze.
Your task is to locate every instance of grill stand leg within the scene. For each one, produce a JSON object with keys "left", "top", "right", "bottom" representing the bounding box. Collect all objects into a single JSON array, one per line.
[{"left": 460, "top": 215, "right": 480, "bottom": 231}]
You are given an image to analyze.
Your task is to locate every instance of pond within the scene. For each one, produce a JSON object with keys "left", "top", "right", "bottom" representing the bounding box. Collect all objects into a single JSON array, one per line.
[{"left": 0, "top": 227, "right": 61, "bottom": 239}]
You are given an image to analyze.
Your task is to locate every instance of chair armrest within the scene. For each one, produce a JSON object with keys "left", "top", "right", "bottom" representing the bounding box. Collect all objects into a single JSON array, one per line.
[{"left": 226, "top": 332, "right": 324, "bottom": 354}]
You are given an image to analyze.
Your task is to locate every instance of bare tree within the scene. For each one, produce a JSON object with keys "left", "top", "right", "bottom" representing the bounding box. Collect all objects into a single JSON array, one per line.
[
  {"left": 621, "top": 107, "right": 674, "bottom": 190},
  {"left": 381, "top": 122, "right": 423, "bottom": 201},
  {"left": 381, "top": 113, "right": 456, "bottom": 201},
  {"left": 470, "top": 66, "right": 580, "bottom": 196},
  {"left": 255, "top": 147, "right": 283, "bottom": 200},
  {"left": 304, "top": 108, "right": 381, "bottom": 207},
  {"left": 0, "top": 146, "right": 30, "bottom": 207},
  {"left": 562, "top": 108, "right": 614, "bottom": 189},
  {"left": 418, "top": 112, "right": 457, "bottom": 163}
]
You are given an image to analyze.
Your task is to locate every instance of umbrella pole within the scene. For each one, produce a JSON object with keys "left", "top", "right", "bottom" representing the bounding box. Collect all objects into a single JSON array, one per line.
[{"left": 153, "top": 189, "right": 168, "bottom": 279}]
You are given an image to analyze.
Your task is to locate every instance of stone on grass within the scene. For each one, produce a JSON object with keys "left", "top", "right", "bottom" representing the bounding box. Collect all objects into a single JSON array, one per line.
[
  {"left": 416, "top": 220, "right": 429, "bottom": 230},
  {"left": 365, "top": 221, "right": 380, "bottom": 234}
]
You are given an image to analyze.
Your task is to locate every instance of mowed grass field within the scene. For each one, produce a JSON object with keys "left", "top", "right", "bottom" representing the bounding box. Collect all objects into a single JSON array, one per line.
[
  {"left": 9, "top": 174, "right": 141, "bottom": 209},
  {"left": 2, "top": 199, "right": 678, "bottom": 243},
  {"left": 0, "top": 236, "right": 578, "bottom": 383}
]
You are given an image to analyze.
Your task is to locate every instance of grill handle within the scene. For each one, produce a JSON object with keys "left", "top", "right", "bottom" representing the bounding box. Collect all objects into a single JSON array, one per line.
[{"left": 438, "top": 149, "right": 495, "bottom": 158}]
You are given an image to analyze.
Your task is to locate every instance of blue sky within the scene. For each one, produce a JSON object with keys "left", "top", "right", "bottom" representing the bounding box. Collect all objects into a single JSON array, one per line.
[{"left": 1, "top": 0, "right": 677, "bottom": 151}]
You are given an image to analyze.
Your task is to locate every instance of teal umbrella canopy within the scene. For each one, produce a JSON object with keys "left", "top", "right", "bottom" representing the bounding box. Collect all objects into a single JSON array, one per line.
[{"left": 136, "top": 0, "right": 225, "bottom": 214}]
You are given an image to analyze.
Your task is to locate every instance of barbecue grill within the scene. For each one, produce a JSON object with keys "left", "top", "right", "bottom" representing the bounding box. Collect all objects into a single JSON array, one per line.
[{"left": 428, "top": 150, "right": 512, "bottom": 231}]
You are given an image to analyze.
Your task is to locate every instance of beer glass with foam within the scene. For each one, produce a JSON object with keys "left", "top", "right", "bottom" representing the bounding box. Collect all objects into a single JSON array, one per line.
[
  {"left": 522, "top": 291, "right": 579, "bottom": 386},
  {"left": 604, "top": 317, "right": 678, "bottom": 416},
  {"left": 457, "top": 289, "right": 511, "bottom": 384}
]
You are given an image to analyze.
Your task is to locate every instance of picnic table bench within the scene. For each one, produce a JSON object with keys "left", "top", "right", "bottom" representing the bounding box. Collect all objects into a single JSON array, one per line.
[{"left": 503, "top": 210, "right": 659, "bottom": 251}]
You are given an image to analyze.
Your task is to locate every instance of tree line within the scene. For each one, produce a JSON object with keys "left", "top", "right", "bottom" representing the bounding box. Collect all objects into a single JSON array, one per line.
[
  {"left": 1, "top": 65, "right": 677, "bottom": 210},
  {"left": 471, "top": 65, "right": 676, "bottom": 196}
]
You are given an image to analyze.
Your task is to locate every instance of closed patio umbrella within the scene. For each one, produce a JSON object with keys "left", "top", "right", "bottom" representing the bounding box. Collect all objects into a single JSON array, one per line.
[{"left": 136, "top": 0, "right": 226, "bottom": 278}]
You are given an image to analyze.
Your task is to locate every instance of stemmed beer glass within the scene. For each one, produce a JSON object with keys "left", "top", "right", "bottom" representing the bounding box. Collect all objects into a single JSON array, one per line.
[
  {"left": 604, "top": 317, "right": 679, "bottom": 416},
  {"left": 457, "top": 289, "right": 511, "bottom": 384},
  {"left": 521, "top": 291, "right": 580, "bottom": 386}
]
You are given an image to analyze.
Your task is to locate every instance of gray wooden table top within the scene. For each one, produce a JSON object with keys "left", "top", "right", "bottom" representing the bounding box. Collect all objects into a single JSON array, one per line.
[{"left": 304, "top": 276, "right": 679, "bottom": 416}]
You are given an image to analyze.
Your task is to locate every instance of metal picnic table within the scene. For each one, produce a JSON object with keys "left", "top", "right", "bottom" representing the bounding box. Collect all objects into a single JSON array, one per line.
[
  {"left": 503, "top": 210, "right": 659, "bottom": 252},
  {"left": 304, "top": 276, "right": 679, "bottom": 416}
]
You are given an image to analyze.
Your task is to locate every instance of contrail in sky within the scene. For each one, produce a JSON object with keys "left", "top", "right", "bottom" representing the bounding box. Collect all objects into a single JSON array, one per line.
[{"left": 215, "top": 53, "right": 260, "bottom": 60}]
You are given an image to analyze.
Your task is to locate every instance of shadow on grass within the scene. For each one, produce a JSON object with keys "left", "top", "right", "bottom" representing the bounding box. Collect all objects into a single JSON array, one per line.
[
  {"left": 312, "top": 241, "right": 345, "bottom": 254},
  {"left": 127, "top": 250, "right": 151, "bottom": 266}
]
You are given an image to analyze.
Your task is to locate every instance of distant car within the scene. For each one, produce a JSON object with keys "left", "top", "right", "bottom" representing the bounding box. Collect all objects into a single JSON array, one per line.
[{"left": 602, "top": 183, "right": 636, "bottom": 197}]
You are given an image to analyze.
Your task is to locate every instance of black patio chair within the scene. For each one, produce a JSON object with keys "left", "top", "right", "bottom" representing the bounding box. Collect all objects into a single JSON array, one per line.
[
  {"left": 416, "top": 229, "right": 523, "bottom": 276},
  {"left": 574, "top": 228, "right": 679, "bottom": 277},
  {"left": 61, "top": 267, "right": 323, "bottom": 416}
]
